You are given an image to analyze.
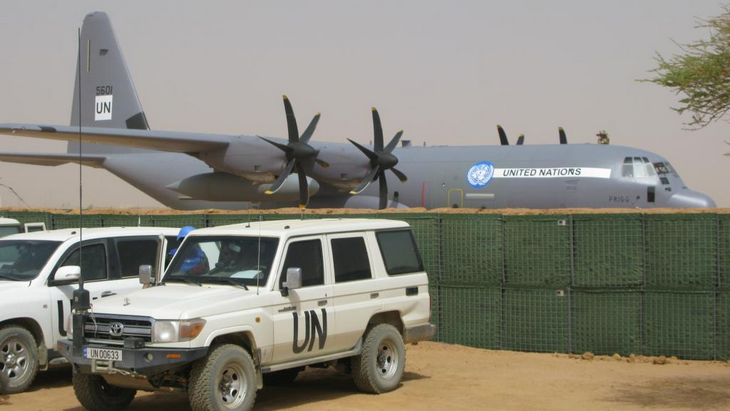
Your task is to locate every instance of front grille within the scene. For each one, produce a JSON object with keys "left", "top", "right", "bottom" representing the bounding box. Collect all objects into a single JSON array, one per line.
[{"left": 84, "top": 314, "right": 153, "bottom": 343}]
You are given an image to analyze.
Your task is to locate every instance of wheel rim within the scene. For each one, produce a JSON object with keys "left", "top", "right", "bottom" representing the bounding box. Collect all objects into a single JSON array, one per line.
[
  {"left": 217, "top": 363, "right": 247, "bottom": 409},
  {"left": 0, "top": 337, "right": 30, "bottom": 383},
  {"left": 376, "top": 339, "right": 399, "bottom": 380}
]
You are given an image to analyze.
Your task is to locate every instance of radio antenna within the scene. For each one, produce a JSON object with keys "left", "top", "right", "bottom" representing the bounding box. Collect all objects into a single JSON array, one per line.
[
  {"left": 71, "top": 27, "right": 91, "bottom": 358},
  {"left": 77, "top": 27, "right": 84, "bottom": 289}
]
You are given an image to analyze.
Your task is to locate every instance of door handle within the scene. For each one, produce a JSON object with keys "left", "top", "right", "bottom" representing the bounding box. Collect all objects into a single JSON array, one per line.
[
  {"left": 318, "top": 300, "right": 328, "bottom": 306},
  {"left": 278, "top": 305, "right": 296, "bottom": 313},
  {"left": 370, "top": 292, "right": 379, "bottom": 299},
  {"left": 101, "top": 291, "right": 116, "bottom": 298}
]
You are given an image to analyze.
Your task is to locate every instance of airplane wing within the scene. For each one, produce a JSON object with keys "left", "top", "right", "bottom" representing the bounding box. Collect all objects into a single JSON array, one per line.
[
  {"left": 0, "top": 152, "right": 108, "bottom": 168},
  {"left": 0, "top": 124, "right": 230, "bottom": 154}
]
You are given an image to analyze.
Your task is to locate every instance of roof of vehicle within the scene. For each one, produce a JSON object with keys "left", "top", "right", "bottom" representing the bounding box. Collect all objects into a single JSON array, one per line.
[
  {"left": 0, "top": 226, "right": 179, "bottom": 242},
  {"left": 0, "top": 218, "right": 20, "bottom": 226},
  {"left": 190, "top": 218, "right": 410, "bottom": 238}
]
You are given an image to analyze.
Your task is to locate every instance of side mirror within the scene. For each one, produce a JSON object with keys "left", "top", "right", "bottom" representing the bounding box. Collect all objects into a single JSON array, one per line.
[
  {"left": 281, "top": 267, "right": 302, "bottom": 296},
  {"left": 56, "top": 265, "right": 81, "bottom": 282},
  {"left": 139, "top": 265, "right": 153, "bottom": 286}
]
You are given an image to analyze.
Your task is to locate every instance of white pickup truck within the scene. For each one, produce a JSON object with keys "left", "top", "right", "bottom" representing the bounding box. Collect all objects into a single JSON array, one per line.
[
  {"left": 60, "top": 219, "right": 436, "bottom": 411},
  {"left": 0, "top": 226, "right": 179, "bottom": 393},
  {"left": 0, "top": 218, "right": 45, "bottom": 238}
]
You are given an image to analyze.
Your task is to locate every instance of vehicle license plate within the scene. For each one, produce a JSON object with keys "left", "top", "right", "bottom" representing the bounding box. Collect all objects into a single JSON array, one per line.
[{"left": 84, "top": 347, "right": 123, "bottom": 361}]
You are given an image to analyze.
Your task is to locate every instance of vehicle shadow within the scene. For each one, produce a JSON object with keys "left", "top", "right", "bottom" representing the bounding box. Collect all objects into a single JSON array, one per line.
[
  {"left": 60, "top": 367, "right": 429, "bottom": 411},
  {"left": 604, "top": 375, "right": 730, "bottom": 410},
  {"left": 28, "top": 367, "right": 72, "bottom": 391}
]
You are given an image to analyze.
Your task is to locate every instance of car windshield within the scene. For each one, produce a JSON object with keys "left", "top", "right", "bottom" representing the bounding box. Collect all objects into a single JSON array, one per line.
[
  {"left": 0, "top": 240, "right": 62, "bottom": 281},
  {"left": 163, "top": 236, "right": 279, "bottom": 287}
]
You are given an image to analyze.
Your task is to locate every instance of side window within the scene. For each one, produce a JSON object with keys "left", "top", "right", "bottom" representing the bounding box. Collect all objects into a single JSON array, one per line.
[
  {"left": 376, "top": 230, "right": 424, "bottom": 275},
  {"left": 332, "top": 237, "right": 372, "bottom": 283},
  {"left": 116, "top": 239, "right": 158, "bottom": 278},
  {"left": 279, "top": 239, "right": 324, "bottom": 288},
  {"left": 61, "top": 244, "right": 107, "bottom": 281}
]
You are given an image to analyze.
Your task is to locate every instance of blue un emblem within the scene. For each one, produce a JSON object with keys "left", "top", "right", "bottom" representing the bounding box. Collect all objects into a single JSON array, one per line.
[{"left": 467, "top": 161, "right": 495, "bottom": 188}]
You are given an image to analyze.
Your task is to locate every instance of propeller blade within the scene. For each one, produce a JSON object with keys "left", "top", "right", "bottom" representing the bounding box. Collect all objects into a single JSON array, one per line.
[
  {"left": 559, "top": 127, "right": 567, "bottom": 144},
  {"left": 497, "top": 125, "right": 509, "bottom": 146},
  {"left": 372, "top": 108, "right": 384, "bottom": 151},
  {"left": 295, "top": 162, "right": 309, "bottom": 208},
  {"left": 315, "top": 158, "right": 330, "bottom": 169},
  {"left": 516, "top": 134, "right": 524, "bottom": 145},
  {"left": 283, "top": 95, "right": 299, "bottom": 144},
  {"left": 259, "top": 136, "right": 294, "bottom": 155},
  {"left": 347, "top": 138, "right": 378, "bottom": 162},
  {"left": 379, "top": 171, "right": 388, "bottom": 210},
  {"left": 265, "top": 158, "right": 297, "bottom": 194},
  {"left": 390, "top": 167, "right": 408, "bottom": 183},
  {"left": 350, "top": 165, "right": 380, "bottom": 194},
  {"left": 299, "top": 113, "right": 321, "bottom": 144},
  {"left": 384, "top": 130, "right": 404, "bottom": 154}
]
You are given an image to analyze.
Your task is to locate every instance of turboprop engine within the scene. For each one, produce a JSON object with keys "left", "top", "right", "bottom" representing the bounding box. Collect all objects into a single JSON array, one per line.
[{"left": 166, "top": 172, "right": 319, "bottom": 202}]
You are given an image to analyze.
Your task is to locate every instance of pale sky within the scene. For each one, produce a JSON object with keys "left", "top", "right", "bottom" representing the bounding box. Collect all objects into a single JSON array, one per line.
[{"left": 0, "top": 1, "right": 727, "bottom": 208}]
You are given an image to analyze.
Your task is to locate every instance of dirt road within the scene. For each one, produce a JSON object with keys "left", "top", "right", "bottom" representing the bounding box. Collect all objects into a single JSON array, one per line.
[{"left": 4, "top": 342, "right": 730, "bottom": 411}]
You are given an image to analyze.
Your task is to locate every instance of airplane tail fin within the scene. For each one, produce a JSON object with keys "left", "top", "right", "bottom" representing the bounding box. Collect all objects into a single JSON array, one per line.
[{"left": 68, "top": 12, "right": 149, "bottom": 154}]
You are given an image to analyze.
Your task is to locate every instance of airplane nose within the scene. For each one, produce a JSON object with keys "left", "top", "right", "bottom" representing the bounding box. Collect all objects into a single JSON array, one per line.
[{"left": 666, "top": 190, "right": 717, "bottom": 208}]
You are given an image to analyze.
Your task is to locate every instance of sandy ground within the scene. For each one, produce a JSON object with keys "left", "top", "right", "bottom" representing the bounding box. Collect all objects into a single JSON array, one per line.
[{"left": 4, "top": 342, "right": 730, "bottom": 411}]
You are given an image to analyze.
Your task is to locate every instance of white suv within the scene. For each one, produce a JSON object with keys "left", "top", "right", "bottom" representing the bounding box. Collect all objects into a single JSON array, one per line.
[
  {"left": 60, "top": 219, "right": 435, "bottom": 411},
  {"left": 0, "top": 226, "right": 178, "bottom": 393}
]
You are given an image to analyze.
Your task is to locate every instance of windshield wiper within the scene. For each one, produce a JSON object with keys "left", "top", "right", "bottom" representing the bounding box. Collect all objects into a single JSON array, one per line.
[
  {"left": 0, "top": 273, "right": 22, "bottom": 281},
  {"left": 165, "top": 277, "right": 202, "bottom": 287},
  {"left": 203, "top": 277, "right": 249, "bottom": 290}
]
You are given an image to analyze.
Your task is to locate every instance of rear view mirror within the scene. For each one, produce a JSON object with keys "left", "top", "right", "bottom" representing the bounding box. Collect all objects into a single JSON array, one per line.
[
  {"left": 281, "top": 267, "right": 302, "bottom": 296},
  {"left": 139, "top": 265, "right": 153, "bottom": 286},
  {"left": 56, "top": 265, "right": 81, "bottom": 282}
]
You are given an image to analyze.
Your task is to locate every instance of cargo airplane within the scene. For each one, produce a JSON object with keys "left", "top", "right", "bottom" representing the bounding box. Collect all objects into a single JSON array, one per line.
[{"left": 0, "top": 12, "right": 716, "bottom": 210}]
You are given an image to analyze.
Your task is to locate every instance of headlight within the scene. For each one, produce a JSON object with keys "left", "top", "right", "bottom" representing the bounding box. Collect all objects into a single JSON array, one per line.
[{"left": 152, "top": 319, "right": 206, "bottom": 343}]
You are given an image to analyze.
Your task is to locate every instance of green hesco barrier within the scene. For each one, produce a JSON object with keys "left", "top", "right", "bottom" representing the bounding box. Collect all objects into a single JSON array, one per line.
[
  {"left": 51, "top": 214, "right": 104, "bottom": 229},
  {"left": 139, "top": 215, "right": 207, "bottom": 228},
  {"left": 721, "top": 215, "right": 730, "bottom": 288},
  {"left": 717, "top": 292, "right": 730, "bottom": 360},
  {"left": 0, "top": 211, "right": 52, "bottom": 228},
  {"left": 572, "top": 214, "right": 643, "bottom": 287},
  {"left": 430, "top": 285, "right": 441, "bottom": 342},
  {"left": 206, "top": 214, "right": 265, "bottom": 227},
  {"left": 98, "top": 214, "right": 143, "bottom": 227},
  {"left": 571, "top": 290, "right": 641, "bottom": 356},
  {"left": 502, "top": 287, "right": 569, "bottom": 353},
  {"left": 644, "top": 214, "right": 718, "bottom": 289},
  {"left": 504, "top": 215, "right": 570, "bottom": 287},
  {"left": 439, "top": 286, "right": 500, "bottom": 349},
  {"left": 440, "top": 215, "right": 502, "bottom": 286},
  {"left": 642, "top": 292, "right": 714, "bottom": 360}
]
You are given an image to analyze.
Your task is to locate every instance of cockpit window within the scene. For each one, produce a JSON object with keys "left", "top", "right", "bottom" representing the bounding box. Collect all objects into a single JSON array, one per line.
[
  {"left": 623, "top": 157, "right": 657, "bottom": 179},
  {"left": 653, "top": 162, "right": 679, "bottom": 177}
]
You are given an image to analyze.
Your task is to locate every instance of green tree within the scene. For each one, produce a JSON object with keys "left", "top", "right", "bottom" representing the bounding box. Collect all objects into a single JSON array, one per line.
[{"left": 645, "top": 6, "right": 730, "bottom": 129}]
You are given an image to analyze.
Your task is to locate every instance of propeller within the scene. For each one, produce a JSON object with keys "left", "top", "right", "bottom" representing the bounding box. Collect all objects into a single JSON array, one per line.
[
  {"left": 559, "top": 127, "right": 568, "bottom": 144},
  {"left": 259, "top": 95, "right": 328, "bottom": 208},
  {"left": 348, "top": 108, "right": 408, "bottom": 209},
  {"left": 497, "top": 125, "right": 509, "bottom": 145},
  {"left": 516, "top": 134, "right": 525, "bottom": 145}
]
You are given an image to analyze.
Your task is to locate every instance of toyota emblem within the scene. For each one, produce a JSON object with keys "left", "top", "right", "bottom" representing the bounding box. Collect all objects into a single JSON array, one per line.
[{"left": 109, "top": 322, "right": 125, "bottom": 337}]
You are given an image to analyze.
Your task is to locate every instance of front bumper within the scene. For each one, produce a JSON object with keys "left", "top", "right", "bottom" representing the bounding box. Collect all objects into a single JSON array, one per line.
[
  {"left": 403, "top": 323, "right": 437, "bottom": 344},
  {"left": 58, "top": 339, "right": 208, "bottom": 376}
]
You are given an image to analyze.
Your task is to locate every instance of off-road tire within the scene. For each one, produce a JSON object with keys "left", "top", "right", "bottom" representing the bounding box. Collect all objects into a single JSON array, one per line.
[
  {"left": 263, "top": 367, "right": 302, "bottom": 386},
  {"left": 72, "top": 372, "right": 136, "bottom": 411},
  {"left": 189, "top": 344, "right": 257, "bottom": 411},
  {"left": 0, "top": 325, "right": 39, "bottom": 394},
  {"left": 352, "top": 324, "right": 406, "bottom": 394}
]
